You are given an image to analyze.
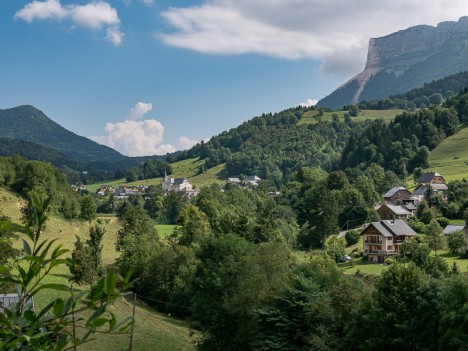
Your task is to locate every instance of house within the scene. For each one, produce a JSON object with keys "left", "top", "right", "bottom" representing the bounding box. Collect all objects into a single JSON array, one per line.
[
  {"left": 382, "top": 186, "right": 412, "bottom": 205},
  {"left": 162, "top": 174, "right": 193, "bottom": 192},
  {"left": 0, "top": 294, "right": 35, "bottom": 314},
  {"left": 361, "top": 219, "right": 417, "bottom": 263},
  {"left": 227, "top": 177, "right": 241, "bottom": 185},
  {"left": 443, "top": 224, "right": 466, "bottom": 235},
  {"left": 376, "top": 204, "right": 412, "bottom": 220},
  {"left": 113, "top": 185, "right": 147, "bottom": 199},
  {"left": 247, "top": 175, "right": 262, "bottom": 183},
  {"left": 416, "top": 172, "right": 446, "bottom": 185},
  {"left": 412, "top": 183, "right": 448, "bottom": 202}
]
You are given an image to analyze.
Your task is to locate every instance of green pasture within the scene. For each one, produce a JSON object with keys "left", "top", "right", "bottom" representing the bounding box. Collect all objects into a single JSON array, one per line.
[
  {"left": 299, "top": 109, "right": 405, "bottom": 125},
  {"left": 428, "top": 126, "right": 468, "bottom": 181},
  {"left": 0, "top": 187, "right": 194, "bottom": 351},
  {"left": 87, "top": 157, "right": 225, "bottom": 193}
]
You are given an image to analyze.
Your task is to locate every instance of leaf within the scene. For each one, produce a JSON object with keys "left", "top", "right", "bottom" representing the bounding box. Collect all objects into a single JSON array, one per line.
[
  {"left": 105, "top": 268, "right": 117, "bottom": 295},
  {"left": 22, "top": 239, "right": 32, "bottom": 255},
  {"left": 86, "top": 304, "right": 106, "bottom": 326},
  {"left": 32, "top": 283, "right": 71, "bottom": 295},
  {"left": 91, "top": 317, "right": 109, "bottom": 328},
  {"left": 53, "top": 298, "right": 64, "bottom": 317}
]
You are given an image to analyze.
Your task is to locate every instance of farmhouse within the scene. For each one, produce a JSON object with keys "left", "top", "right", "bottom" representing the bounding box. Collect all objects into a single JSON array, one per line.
[
  {"left": 382, "top": 186, "right": 412, "bottom": 205},
  {"left": 416, "top": 172, "right": 446, "bottom": 185},
  {"left": 377, "top": 204, "right": 412, "bottom": 220},
  {"left": 361, "top": 219, "right": 417, "bottom": 263}
]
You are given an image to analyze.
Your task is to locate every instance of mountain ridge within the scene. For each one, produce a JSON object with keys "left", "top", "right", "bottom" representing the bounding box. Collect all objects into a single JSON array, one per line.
[{"left": 318, "top": 16, "right": 468, "bottom": 109}]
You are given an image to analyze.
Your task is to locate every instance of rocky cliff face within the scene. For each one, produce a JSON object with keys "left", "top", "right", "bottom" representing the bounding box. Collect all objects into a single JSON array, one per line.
[{"left": 318, "top": 17, "right": 468, "bottom": 109}]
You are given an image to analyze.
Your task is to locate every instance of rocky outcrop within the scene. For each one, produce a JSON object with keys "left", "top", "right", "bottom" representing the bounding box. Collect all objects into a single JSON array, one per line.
[{"left": 318, "top": 17, "right": 468, "bottom": 109}]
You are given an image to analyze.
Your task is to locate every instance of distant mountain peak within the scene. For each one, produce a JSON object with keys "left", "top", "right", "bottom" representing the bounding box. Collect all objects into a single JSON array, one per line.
[{"left": 318, "top": 16, "right": 468, "bottom": 109}]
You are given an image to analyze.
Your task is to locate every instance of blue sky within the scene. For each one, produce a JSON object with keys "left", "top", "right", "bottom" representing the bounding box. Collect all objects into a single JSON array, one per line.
[{"left": 1, "top": 0, "right": 466, "bottom": 156}]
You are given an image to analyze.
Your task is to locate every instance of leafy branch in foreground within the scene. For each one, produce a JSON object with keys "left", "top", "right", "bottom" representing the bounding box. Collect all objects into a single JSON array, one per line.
[{"left": 0, "top": 194, "right": 133, "bottom": 350}]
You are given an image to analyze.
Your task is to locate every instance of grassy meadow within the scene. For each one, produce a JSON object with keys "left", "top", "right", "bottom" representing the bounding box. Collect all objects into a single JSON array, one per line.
[
  {"left": 87, "top": 157, "right": 225, "bottom": 193},
  {"left": 0, "top": 187, "right": 193, "bottom": 351},
  {"left": 299, "top": 109, "right": 405, "bottom": 125},
  {"left": 427, "top": 126, "right": 468, "bottom": 181}
]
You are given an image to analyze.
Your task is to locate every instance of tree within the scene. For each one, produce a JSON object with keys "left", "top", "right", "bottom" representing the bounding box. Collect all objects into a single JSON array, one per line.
[
  {"left": 446, "top": 230, "right": 467, "bottom": 255},
  {"left": 176, "top": 204, "right": 211, "bottom": 246},
  {"left": 426, "top": 219, "right": 446, "bottom": 256},
  {"left": 0, "top": 215, "right": 20, "bottom": 266},
  {"left": 325, "top": 235, "right": 346, "bottom": 262},
  {"left": 80, "top": 194, "right": 97, "bottom": 222},
  {"left": 345, "top": 229, "right": 360, "bottom": 246},
  {"left": 0, "top": 195, "right": 133, "bottom": 350}
]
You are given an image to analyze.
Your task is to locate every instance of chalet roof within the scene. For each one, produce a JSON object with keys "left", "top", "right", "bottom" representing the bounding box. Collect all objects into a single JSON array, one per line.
[
  {"left": 383, "top": 204, "right": 411, "bottom": 216},
  {"left": 431, "top": 183, "right": 448, "bottom": 191},
  {"left": 362, "top": 219, "right": 417, "bottom": 238},
  {"left": 413, "top": 184, "right": 448, "bottom": 196},
  {"left": 383, "top": 186, "right": 409, "bottom": 198},
  {"left": 417, "top": 172, "right": 443, "bottom": 183},
  {"left": 443, "top": 225, "right": 465, "bottom": 235},
  {"left": 402, "top": 203, "right": 417, "bottom": 211}
]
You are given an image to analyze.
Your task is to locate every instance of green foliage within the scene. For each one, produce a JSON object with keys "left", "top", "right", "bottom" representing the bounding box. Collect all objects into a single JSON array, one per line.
[
  {"left": 0, "top": 194, "right": 133, "bottom": 350},
  {"left": 80, "top": 194, "right": 97, "bottom": 222},
  {"left": 344, "top": 230, "right": 360, "bottom": 247},
  {"left": 446, "top": 230, "right": 467, "bottom": 255},
  {"left": 69, "top": 225, "right": 105, "bottom": 284},
  {"left": 325, "top": 236, "right": 346, "bottom": 262},
  {"left": 126, "top": 159, "right": 172, "bottom": 182},
  {"left": 0, "top": 215, "right": 20, "bottom": 267},
  {"left": 426, "top": 219, "right": 446, "bottom": 255}
]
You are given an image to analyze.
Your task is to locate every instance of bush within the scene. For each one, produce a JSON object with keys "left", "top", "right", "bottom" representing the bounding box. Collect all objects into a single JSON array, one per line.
[
  {"left": 385, "top": 257, "right": 396, "bottom": 265},
  {"left": 345, "top": 230, "right": 360, "bottom": 246},
  {"left": 362, "top": 255, "right": 369, "bottom": 262},
  {"left": 410, "top": 221, "right": 427, "bottom": 234},
  {"left": 436, "top": 217, "right": 450, "bottom": 228}
]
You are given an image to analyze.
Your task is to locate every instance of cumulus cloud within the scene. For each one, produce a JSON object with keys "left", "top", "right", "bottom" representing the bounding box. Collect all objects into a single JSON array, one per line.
[
  {"left": 157, "top": 0, "right": 467, "bottom": 78},
  {"left": 299, "top": 99, "right": 318, "bottom": 108},
  {"left": 126, "top": 102, "right": 152, "bottom": 120},
  {"left": 178, "top": 136, "right": 198, "bottom": 150},
  {"left": 15, "top": 0, "right": 123, "bottom": 45},
  {"left": 90, "top": 102, "right": 178, "bottom": 156},
  {"left": 91, "top": 119, "right": 176, "bottom": 156}
]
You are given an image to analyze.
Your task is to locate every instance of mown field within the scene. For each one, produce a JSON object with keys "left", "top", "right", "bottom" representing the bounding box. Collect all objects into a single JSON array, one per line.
[
  {"left": 86, "top": 157, "right": 225, "bottom": 193},
  {"left": 427, "top": 126, "right": 468, "bottom": 181},
  {"left": 299, "top": 109, "right": 406, "bottom": 125},
  {"left": 0, "top": 187, "right": 193, "bottom": 351}
]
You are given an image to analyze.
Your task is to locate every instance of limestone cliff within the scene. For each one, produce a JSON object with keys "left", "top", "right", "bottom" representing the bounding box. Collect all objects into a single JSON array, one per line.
[{"left": 318, "top": 17, "right": 468, "bottom": 109}]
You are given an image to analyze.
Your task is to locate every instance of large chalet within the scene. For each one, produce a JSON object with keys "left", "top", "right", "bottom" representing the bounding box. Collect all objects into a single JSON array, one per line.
[{"left": 361, "top": 219, "right": 417, "bottom": 263}]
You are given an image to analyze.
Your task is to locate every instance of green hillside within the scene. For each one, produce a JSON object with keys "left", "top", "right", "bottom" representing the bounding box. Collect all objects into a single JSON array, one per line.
[
  {"left": 428, "top": 126, "right": 468, "bottom": 181},
  {"left": 299, "top": 109, "right": 405, "bottom": 125},
  {"left": 87, "top": 157, "right": 225, "bottom": 192},
  {"left": 0, "top": 187, "right": 194, "bottom": 351}
]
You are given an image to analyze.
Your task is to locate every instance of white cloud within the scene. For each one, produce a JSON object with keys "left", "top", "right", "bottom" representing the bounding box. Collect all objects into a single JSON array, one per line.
[
  {"left": 158, "top": 0, "right": 468, "bottom": 78},
  {"left": 142, "top": 0, "right": 154, "bottom": 7},
  {"left": 126, "top": 102, "right": 153, "bottom": 120},
  {"left": 15, "top": 0, "right": 123, "bottom": 46},
  {"left": 91, "top": 102, "right": 178, "bottom": 156},
  {"left": 178, "top": 136, "right": 198, "bottom": 150},
  {"left": 106, "top": 26, "right": 124, "bottom": 46},
  {"left": 299, "top": 99, "right": 318, "bottom": 108},
  {"left": 91, "top": 119, "right": 176, "bottom": 156}
]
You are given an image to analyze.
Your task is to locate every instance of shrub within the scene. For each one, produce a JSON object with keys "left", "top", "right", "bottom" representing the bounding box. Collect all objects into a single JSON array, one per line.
[
  {"left": 385, "top": 257, "right": 396, "bottom": 265},
  {"left": 345, "top": 230, "right": 360, "bottom": 246},
  {"left": 436, "top": 217, "right": 450, "bottom": 228}
]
